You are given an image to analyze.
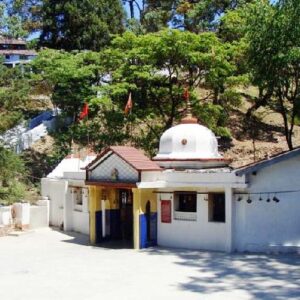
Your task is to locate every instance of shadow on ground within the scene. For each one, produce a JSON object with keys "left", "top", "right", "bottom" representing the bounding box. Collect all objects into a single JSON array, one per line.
[{"left": 144, "top": 247, "right": 300, "bottom": 300}]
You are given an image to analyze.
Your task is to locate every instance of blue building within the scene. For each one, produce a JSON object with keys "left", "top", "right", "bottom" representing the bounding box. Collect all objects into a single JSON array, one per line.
[{"left": 0, "top": 36, "right": 37, "bottom": 68}]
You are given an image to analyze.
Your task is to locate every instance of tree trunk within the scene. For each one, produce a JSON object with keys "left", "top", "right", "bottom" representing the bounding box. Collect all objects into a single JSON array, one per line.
[{"left": 129, "top": 0, "right": 134, "bottom": 19}]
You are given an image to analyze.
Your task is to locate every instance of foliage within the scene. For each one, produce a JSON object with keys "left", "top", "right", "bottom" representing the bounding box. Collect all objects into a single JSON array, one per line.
[
  {"left": 246, "top": 0, "right": 300, "bottom": 149},
  {"left": 39, "top": 0, "right": 125, "bottom": 51},
  {"left": 0, "top": 64, "right": 30, "bottom": 134},
  {"left": 96, "top": 29, "right": 243, "bottom": 150},
  {"left": 126, "top": 0, "right": 255, "bottom": 33},
  {"left": 31, "top": 49, "right": 101, "bottom": 116},
  {"left": 0, "top": 2, "right": 28, "bottom": 38},
  {"left": 0, "top": 146, "right": 26, "bottom": 204}
]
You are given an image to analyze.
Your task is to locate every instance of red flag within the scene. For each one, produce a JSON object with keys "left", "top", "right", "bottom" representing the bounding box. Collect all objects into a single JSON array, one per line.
[
  {"left": 183, "top": 87, "right": 190, "bottom": 101},
  {"left": 79, "top": 103, "right": 89, "bottom": 120},
  {"left": 124, "top": 92, "right": 133, "bottom": 115}
]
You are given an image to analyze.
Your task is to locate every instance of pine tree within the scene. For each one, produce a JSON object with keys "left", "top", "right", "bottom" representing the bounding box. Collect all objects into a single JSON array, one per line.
[{"left": 40, "top": 0, "right": 125, "bottom": 51}]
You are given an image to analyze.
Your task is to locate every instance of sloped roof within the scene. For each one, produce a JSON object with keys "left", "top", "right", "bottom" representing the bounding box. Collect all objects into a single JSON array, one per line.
[
  {"left": 86, "top": 146, "right": 161, "bottom": 171},
  {"left": 0, "top": 50, "right": 37, "bottom": 56},
  {"left": 235, "top": 146, "right": 300, "bottom": 176},
  {"left": 0, "top": 37, "right": 26, "bottom": 45}
]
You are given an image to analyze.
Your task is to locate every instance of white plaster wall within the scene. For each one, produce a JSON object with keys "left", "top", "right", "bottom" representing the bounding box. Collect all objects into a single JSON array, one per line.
[
  {"left": 30, "top": 200, "right": 49, "bottom": 229},
  {"left": 0, "top": 206, "right": 12, "bottom": 226},
  {"left": 41, "top": 178, "right": 66, "bottom": 227},
  {"left": 234, "top": 155, "right": 300, "bottom": 253},
  {"left": 66, "top": 187, "right": 89, "bottom": 235},
  {"left": 157, "top": 193, "right": 227, "bottom": 251},
  {"left": 72, "top": 211, "right": 89, "bottom": 235},
  {"left": 13, "top": 203, "right": 30, "bottom": 227}
]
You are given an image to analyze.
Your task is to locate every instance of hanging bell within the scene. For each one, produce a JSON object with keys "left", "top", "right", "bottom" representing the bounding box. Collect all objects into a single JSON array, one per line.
[{"left": 247, "top": 196, "right": 252, "bottom": 204}]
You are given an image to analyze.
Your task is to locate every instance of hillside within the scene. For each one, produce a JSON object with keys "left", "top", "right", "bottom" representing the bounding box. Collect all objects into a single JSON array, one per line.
[{"left": 28, "top": 95, "right": 300, "bottom": 176}]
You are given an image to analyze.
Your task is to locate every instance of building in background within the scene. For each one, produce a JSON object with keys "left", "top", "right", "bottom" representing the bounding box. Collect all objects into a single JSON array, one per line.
[{"left": 0, "top": 36, "right": 37, "bottom": 68}]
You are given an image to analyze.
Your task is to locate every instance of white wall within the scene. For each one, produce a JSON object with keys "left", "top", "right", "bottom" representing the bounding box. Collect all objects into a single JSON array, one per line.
[
  {"left": 0, "top": 206, "right": 12, "bottom": 226},
  {"left": 41, "top": 178, "right": 66, "bottom": 227},
  {"left": 29, "top": 200, "right": 49, "bottom": 229},
  {"left": 157, "top": 192, "right": 227, "bottom": 251},
  {"left": 65, "top": 186, "right": 90, "bottom": 235},
  {"left": 72, "top": 211, "right": 89, "bottom": 235},
  {"left": 234, "top": 155, "right": 300, "bottom": 253}
]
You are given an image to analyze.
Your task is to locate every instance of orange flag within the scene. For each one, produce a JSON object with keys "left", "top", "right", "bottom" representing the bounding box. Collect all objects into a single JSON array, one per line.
[
  {"left": 124, "top": 92, "right": 133, "bottom": 115},
  {"left": 79, "top": 103, "right": 89, "bottom": 120},
  {"left": 183, "top": 87, "right": 190, "bottom": 101}
]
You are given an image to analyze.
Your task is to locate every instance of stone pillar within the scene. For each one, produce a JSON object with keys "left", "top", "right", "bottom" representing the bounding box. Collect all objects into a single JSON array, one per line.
[
  {"left": 225, "top": 186, "right": 234, "bottom": 253},
  {"left": 13, "top": 202, "right": 30, "bottom": 230}
]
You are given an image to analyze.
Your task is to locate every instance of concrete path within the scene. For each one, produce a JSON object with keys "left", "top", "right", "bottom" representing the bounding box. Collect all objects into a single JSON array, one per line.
[{"left": 0, "top": 228, "right": 299, "bottom": 300}]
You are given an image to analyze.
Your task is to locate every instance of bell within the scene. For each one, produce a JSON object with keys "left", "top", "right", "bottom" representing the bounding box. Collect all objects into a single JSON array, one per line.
[{"left": 247, "top": 197, "right": 252, "bottom": 204}]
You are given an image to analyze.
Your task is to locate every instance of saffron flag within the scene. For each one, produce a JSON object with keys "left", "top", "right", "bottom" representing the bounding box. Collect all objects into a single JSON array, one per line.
[
  {"left": 124, "top": 92, "right": 133, "bottom": 115},
  {"left": 79, "top": 103, "right": 89, "bottom": 120},
  {"left": 183, "top": 87, "right": 190, "bottom": 101}
]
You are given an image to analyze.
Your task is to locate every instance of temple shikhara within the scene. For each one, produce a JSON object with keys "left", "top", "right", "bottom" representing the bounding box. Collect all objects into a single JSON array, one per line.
[{"left": 42, "top": 98, "right": 300, "bottom": 253}]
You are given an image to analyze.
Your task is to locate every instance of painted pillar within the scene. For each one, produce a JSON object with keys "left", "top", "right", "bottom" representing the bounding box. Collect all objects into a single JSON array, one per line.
[
  {"left": 132, "top": 188, "right": 141, "bottom": 249},
  {"left": 225, "top": 186, "right": 234, "bottom": 253}
]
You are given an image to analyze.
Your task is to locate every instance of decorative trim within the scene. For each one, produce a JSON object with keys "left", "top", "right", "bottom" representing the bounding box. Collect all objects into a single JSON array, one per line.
[{"left": 85, "top": 181, "right": 137, "bottom": 188}]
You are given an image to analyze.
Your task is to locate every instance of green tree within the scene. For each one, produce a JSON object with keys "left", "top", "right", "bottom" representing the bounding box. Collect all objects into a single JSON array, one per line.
[
  {"left": 134, "top": 0, "right": 254, "bottom": 33},
  {"left": 0, "top": 63, "right": 30, "bottom": 133},
  {"left": 96, "top": 29, "right": 243, "bottom": 153},
  {"left": 0, "top": 2, "right": 28, "bottom": 38},
  {"left": 246, "top": 0, "right": 300, "bottom": 150},
  {"left": 0, "top": 146, "right": 26, "bottom": 204},
  {"left": 39, "top": 0, "right": 125, "bottom": 51}
]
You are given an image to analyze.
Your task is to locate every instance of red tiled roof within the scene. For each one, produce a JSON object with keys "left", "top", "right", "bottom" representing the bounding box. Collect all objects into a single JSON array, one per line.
[
  {"left": 86, "top": 146, "right": 161, "bottom": 171},
  {"left": 0, "top": 49, "right": 37, "bottom": 56}
]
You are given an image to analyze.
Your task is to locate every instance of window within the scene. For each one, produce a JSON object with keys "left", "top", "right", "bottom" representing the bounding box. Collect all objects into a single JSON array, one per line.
[
  {"left": 5, "top": 55, "right": 10, "bottom": 59},
  {"left": 208, "top": 193, "right": 225, "bottom": 222},
  {"left": 20, "top": 55, "right": 27, "bottom": 60},
  {"left": 74, "top": 187, "right": 83, "bottom": 205},
  {"left": 174, "top": 192, "right": 197, "bottom": 212}
]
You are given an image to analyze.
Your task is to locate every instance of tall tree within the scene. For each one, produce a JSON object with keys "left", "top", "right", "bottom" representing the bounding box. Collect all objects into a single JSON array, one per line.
[
  {"left": 0, "top": 2, "right": 28, "bottom": 38},
  {"left": 39, "top": 0, "right": 125, "bottom": 51},
  {"left": 139, "top": 0, "right": 254, "bottom": 33},
  {"left": 246, "top": 0, "right": 300, "bottom": 150},
  {"left": 96, "top": 29, "right": 243, "bottom": 153}
]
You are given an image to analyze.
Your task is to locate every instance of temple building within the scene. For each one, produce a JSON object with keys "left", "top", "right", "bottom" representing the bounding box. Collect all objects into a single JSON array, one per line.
[{"left": 42, "top": 101, "right": 300, "bottom": 253}]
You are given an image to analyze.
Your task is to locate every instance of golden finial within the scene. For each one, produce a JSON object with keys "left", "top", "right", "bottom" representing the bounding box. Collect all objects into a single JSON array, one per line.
[{"left": 181, "top": 87, "right": 198, "bottom": 124}]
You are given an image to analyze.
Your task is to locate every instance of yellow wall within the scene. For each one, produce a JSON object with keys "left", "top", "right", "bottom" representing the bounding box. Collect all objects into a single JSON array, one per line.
[{"left": 139, "top": 189, "right": 157, "bottom": 213}]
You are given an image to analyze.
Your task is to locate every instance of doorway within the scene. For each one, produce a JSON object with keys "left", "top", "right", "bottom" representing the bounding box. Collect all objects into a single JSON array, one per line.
[{"left": 119, "top": 189, "right": 133, "bottom": 245}]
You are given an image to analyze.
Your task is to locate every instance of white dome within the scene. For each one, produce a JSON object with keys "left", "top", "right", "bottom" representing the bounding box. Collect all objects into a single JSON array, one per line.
[{"left": 153, "top": 123, "right": 228, "bottom": 169}]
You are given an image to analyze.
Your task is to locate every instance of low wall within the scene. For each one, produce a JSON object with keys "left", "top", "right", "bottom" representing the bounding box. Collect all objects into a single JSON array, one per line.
[
  {"left": 0, "top": 199, "right": 49, "bottom": 235},
  {"left": 30, "top": 200, "right": 50, "bottom": 229},
  {"left": 0, "top": 206, "right": 12, "bottom": 226}
]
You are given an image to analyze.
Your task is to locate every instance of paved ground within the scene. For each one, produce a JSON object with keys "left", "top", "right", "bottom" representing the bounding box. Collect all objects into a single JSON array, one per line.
[{"left": 0, "top": 228, "right": 299, "bottom": 300}]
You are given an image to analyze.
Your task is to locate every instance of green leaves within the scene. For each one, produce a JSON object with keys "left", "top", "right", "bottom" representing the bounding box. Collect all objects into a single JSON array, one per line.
[{"left": 0, "top": 146, "right": 26, "bottom": 204}]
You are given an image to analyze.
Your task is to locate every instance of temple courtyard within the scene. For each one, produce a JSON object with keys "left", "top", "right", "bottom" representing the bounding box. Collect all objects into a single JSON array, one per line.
[{"left": 0, "top": 228, "right": 299, "bottom": 300}]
